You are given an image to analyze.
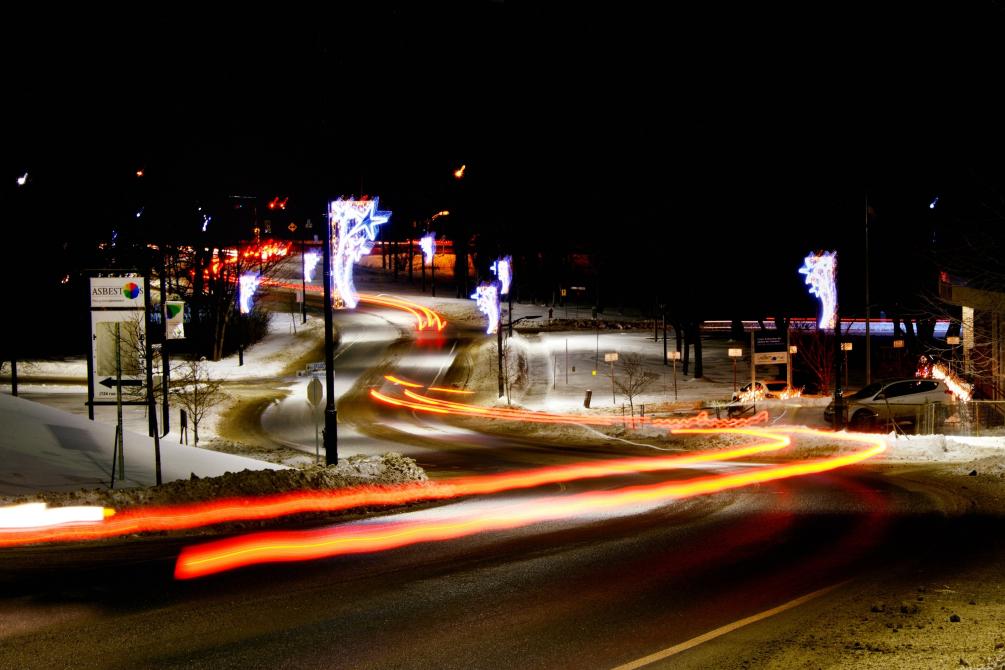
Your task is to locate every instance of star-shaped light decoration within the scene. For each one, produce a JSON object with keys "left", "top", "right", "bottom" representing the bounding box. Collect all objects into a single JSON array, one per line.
[
  {"left": 471, "top": 281, "right": 500, "bottom": 334},
  {"left": 798, "top": 251, "right": 837, "bottom": 330},
  {"left": 329, "top": 197, "right": 392, "bottom": 308}
]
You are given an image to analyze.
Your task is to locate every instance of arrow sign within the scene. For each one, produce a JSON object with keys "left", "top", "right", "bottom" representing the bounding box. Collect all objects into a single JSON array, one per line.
[{"left": 99, "top": 377, "right": 143, "bottom": 388}]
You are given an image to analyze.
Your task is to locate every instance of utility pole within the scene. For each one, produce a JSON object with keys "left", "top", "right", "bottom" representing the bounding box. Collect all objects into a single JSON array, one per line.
[
  {"left": 159, "top": 250, "right": 171, "bottom": 436},
  {"left": 144, "top": 271, "right": 162, "bottom": 485},
  {"left": 322, "top": 203, "right": 338, "bottom": 465},
  {"left": 661, "top": 306, "right": 667, "bottom": 366},
  {"left": 301, "top": 227, "right": 308, "bottom": 324},
  {"left": 865, "top": 195, "right": 871, "bottom": 386},
  {"left": 497, "top": 301, "right": 505, "bottom": 397}
]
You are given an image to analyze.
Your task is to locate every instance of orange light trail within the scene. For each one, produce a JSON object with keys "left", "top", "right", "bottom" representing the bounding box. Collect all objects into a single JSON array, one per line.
[
  {"left": 383, "top": 375, "right": 424, "bottom": 388},
  {"left": 0, "top": 429, "right": 789, "bottom": 549},
  {"left": 372, "top": 388, "right": 770, "bottom": 429},
  {"left": 427, "top": 386, "right": 475, "bottom": 395},
  {"left": 174, "top": 428, "right": 886, "bottom": 579},
  {"left": 261, "top": 278, "right": 447, "bottom": 332},
  {"left": 383, "top": 374, "right": 474, "bottom": 395}
]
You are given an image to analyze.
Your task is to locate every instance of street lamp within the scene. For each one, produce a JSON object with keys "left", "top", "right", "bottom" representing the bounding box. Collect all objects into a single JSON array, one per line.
[
  {"left": 423, "top": 210, "right": 449, "bottom": 296},
  {"left": 728, "top": 348, "right": 743, "bottom": 393}
]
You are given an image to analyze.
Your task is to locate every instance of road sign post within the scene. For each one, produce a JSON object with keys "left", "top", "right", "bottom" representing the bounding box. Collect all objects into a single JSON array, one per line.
[
  {"left": 307, "top": 377, "right": 324, "bottom": 462},
  {"left": 667, "top": 350, "right": 681, "bottom": 401},
  {"left": 604, "top": 352, "right": 618, "bottom": 404}
]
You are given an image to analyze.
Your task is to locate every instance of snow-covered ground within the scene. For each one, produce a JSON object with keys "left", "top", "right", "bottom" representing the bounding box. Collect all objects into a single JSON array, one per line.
[{"left": 4, "top": 259, "right": 1004, "bottom": 497}]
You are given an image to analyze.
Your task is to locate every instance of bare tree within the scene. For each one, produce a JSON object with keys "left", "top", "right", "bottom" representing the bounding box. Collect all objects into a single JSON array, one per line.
[
  {"left": 614, "top": 353, "right": 656, "bottom": 420},
  {"left": 172, "top": 357, "right": 225, "bottom": 446},
  {"left": 789, "top": 322, "right": 851, "bottom": 395},
  {"left": 501, "top": 338, "right": 529, "bottom": 406}
]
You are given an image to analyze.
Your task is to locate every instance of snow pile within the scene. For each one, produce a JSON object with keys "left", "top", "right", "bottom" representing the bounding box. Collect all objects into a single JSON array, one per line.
[{"left": 3, "top": 453, "right": 427, "bottom": 510}]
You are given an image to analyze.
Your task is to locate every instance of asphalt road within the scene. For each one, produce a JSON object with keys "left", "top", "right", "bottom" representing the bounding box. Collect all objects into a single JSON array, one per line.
[{"left": 0, "top": 465, "right": 981, "bottom": 669}]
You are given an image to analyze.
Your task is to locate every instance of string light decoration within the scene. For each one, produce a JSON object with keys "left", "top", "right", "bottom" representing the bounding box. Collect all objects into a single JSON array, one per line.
[
  {"left": 798, "top": 251, "right": 838, "bottom": 329},
  {"left": 239, "top": 273, "right": 260, "bottom": 314},
  {"left": 471, "top": 282, "right": 500, "bottom": 334},
  {"left": 329, "top": 197, "right": 390, "bottom": 309},
  {"left": 303, "top": 251, "right": 321, "bottom": 284},
  {"left": 916, "top": 355, "right": 972, "bottom": 401},
  {"left": 491, "top": 256, "right": 512, "bottom": 295},
  {"left": 420, "top": 232, "right": 436, "bottom": 264}
]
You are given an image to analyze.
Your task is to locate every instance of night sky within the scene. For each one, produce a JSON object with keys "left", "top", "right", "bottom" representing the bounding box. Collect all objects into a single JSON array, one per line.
[{"left": 6, "top": 2, "right": 1005, "bottom": 326}]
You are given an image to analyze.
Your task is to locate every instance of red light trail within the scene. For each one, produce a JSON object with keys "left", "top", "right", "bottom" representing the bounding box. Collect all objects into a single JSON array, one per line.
[
  {"left": 262, "top": 278, "right": 447, "bottom": 332},
  {"left": 0, "top": 429, "right": 788, "bottom": 548},
  {"left": 371, "top": 387, "right": 770, "bottom": 429},
  {"left": 174, "top": 429, "right": 886, "bottom": 579}
]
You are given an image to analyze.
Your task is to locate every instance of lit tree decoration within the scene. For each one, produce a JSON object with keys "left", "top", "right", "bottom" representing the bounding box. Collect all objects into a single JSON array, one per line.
[
  {"left": 916, "top": 356, "right": 972, "bottom": 401},
  {"left": 798, "top": 251, "right": 837, "bottom": 329},
  {"left": 471, "top": 282, "right": 500, "bottom": 334},
  {"left": 491, "top": 256, "right": 512, "bottom": 295},
  {"left": 239, "top": 272, "right": 260, "bottom": 314},
  {"left": 420, "top": 232, "right": 436, "bottom": 264},
  {"left": 329, "top": 197, "right": 391, "bottom": 309},
  {"left": 303, "top": 251, "right": 321, "bottom": 283}
]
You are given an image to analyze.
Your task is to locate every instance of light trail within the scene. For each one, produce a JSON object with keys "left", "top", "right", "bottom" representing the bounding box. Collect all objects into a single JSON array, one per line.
[
  {"left": 0, "top": 503, "right": 114, "bottom": 529},
  {"left": 383, "top": 375, "right": 424, "bottom": 388},
  {"left": 262, "top": 277, "right": 447, "bottom": 332},
  {"left": 174, "top": 428, "right": 886, "bottom": 579},
  {"left": 0, "top": 429, "right": 789, "bottom": 548},
  {"left": 372, "top": 387, "right": 770, "bottom": 429}
]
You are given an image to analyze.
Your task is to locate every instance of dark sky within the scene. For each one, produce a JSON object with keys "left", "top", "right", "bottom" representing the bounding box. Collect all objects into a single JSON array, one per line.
[{"left": 6, "top": 0, "right": 1005, "bottom": 306}]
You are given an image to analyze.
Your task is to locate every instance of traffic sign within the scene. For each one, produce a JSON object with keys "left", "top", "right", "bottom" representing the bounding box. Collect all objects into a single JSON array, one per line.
[
  {"left": 288, "top": 223, "right": 297, "bottom": 232},
  {"left": 307, "top": 377, "right": 323, "bottom": 407},
  {"left": 604, "top": 352, "right": 618, "bottom": 362},
  {"left": 99, "top": 377, "right": 143, "bottom": 388}
]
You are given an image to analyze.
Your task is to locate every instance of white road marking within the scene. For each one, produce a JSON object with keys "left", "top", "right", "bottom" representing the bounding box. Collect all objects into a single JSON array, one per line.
[{"left": 611, "top": 581, "right": 849, "bottom": 670}]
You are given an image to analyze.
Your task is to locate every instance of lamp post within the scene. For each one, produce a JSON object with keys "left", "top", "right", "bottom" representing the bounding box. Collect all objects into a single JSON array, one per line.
[
  {"left": 424, "top": 211, "right": 448, "bottom": 297},
  {"left": 728, "top": 348, "right": 743, "bottom": 393},
  {"left": 322, "top": 202, "right": 338, "bottom": 465}
]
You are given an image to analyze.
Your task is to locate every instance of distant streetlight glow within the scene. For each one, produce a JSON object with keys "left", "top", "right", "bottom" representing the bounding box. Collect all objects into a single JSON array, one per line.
[
  {"left": 16, "top": 172, "right": 28, "bottom": 187},
  {"left": 453, "top": 164, "right": 466, "bottom": 179},
  {"left": 135, "top": 207, "right": 144, "bottom": 219},
  {"left": 929, "top": 196, "right": 939, "bottom": 209},
  {"left": 136, "top": 169, "right": 144, "bottom": 178}
]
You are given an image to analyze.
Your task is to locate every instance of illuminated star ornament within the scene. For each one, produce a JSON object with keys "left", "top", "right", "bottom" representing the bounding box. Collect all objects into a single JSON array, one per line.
[
  {"left": 239, "top": 273, "right": 260, "bottom": 314},
  {"left": 420, "top": 233, "right": 436, "bottom": 264},
  {"left": 303, "top": 251, "right": 321, "bottom": 284},
  {"left": 798, "top": 251, "right": 837, "bottom": 329},
  {"left": 471, "top": 282, "right": 500, "bottom": 334},
  {"left": 491, "top": 256, "right": 512, "bottom": 295},
  {"left": 330, "top": 197, "right": 391, "bottom": 309}
]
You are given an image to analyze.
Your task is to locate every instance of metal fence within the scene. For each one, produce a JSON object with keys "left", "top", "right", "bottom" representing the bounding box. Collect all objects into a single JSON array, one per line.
[{"left": 837, "top": 401, "right": 1005, "bottom": 436}]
